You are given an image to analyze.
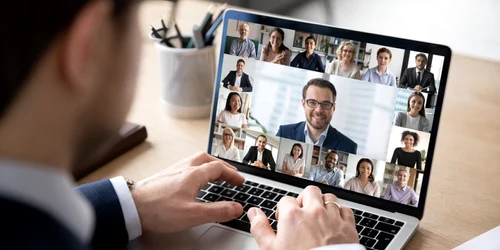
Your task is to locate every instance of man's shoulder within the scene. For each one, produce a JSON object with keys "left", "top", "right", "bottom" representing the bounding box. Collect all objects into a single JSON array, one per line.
[
  {"left": 328, "top": 127, "right": 356, "bottom": 146},
  {"left": 280, "top": 121, "right": 305, "bottom": 130}
]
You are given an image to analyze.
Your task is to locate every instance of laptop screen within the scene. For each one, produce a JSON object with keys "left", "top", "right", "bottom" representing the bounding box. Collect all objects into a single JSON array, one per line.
[{"left": 208, "top": 10, "right": 451, "bottom": 214}]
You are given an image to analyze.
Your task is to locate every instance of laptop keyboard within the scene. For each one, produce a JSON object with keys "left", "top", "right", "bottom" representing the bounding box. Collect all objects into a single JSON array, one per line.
[{"left": 197, "top": 180, "right": 404, "bottom": 250}]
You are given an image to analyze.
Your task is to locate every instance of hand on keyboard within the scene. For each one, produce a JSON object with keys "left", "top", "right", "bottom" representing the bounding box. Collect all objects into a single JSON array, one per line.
[
  {"left": 247, "top": 185, "right": 359, "bottom": 249},
  {"left": 130, "top": 151, "right": 245, "bottom": 233}
]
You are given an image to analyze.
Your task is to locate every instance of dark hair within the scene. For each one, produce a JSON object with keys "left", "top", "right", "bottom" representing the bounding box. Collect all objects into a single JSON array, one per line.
[
  {"left": 325, "top": 150, "right": 338, "bottom": 161},
  {"left": 0, "top": 0, "right": 139, "bottom": 119},
  {"left": 355, "top": 158, "right": 375, "bottom": 182},
  {"left": 377, "top": 47, "right": 392, "bottom": 59},
  {"left": 401, "top": 131, "right": 420, "bottom": 147},
  {"left": 263, "top": 28, "right": 290, "bottom": 56},
  {"left": 256, "top": 134, "right": 267, "bottom": 142},
  {"left": 289, "top": 143, "right": 304, "bottom": 159},
  {"left": 407, "top": 92, "right": 426, "bottom": 117},
  {"left": 224, "top": 92, "right": 242, "bottom": 113},
  {"left": 237, "top": 59, "right": 245, "bottom": 65},
  {"left": 302, "top": 78, "right": 337, "bottom": 101},
  {"left": 304, "top": 35, "right": 316, "bottom": 45},
  {"left": 415, "top": 53, "right": 428, "bottom": 63}
]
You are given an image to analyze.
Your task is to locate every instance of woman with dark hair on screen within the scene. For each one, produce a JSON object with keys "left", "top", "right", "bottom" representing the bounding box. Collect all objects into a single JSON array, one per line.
[
  {"left": 213, "top": 127, "right": 241, "bottom": 162},
  {"left": 281, "top": 143, "right": 306, "bottom": 177},
  {"left": 216, "top": 92, "right": 247, "bottom": 128},
  {"left": 344, "top": 158, "right": 380, "bottom": 197},
  {"left": 260, "top": 28, "right": 292, "bottom": 65},
  {"left": 394, "top": 92, "right": 430, "bottom": 132},
  {"left": 391, "top": 131, "right": 422, "bottom": 170}
]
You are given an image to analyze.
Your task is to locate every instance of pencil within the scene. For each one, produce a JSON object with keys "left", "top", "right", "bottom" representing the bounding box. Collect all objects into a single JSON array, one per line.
[
  {"left": 150, "top": 25, "right": 162, "bottom": 39},
  {"left": 172, "top": 19, "right": 186, "bottom": 48}
]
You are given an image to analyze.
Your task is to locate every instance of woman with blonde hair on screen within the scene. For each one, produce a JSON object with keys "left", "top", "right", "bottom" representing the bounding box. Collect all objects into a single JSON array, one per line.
[
  {"left": 216, "top": 92, "right": 247, "bottom": 128},
  {"left": 260, "top": 27, "right": 292, "bottom": 65},
  {"left": 394, "top": 92, "right": 430, "bottom": 132},
  {"left": 213, "top": 127, "right": 241, "bottom": 162},
  {"left": 344, "top": 158, "right": 380, "bottom": 197},
  {"left": 326, "top": 40, "right": 361, "bottom": 80},
  {"left": 281, "top": 143, "right": 306, "bottom": 177}
]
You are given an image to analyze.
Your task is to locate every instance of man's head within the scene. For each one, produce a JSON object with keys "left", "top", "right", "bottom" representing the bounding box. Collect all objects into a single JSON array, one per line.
[
  {"left": 238, "top": 23, "right": 250, "bottom": 40},
  {"left": 256, "top": 135, "right": 267, "bottom": 152},
  {"left": 0, "top": 0, "right": 141, "bottom": 169},
  {"left": 301, "top": 78, "right": 337, "bottom": 132},
  {"left": 415, "top": 53, "right": 428, "bottom": 71},
  {"left": 396, "top": 169, "right": 410, "bottom": 187},
  {"left": 236, "top": 59, "right": 245, "bottom": 74},
  {"left": 324, "top": 151, "right": 338, "bottom": 170},
  {"left": 304, "top": 36, "right": 316, "bottom": 54}
]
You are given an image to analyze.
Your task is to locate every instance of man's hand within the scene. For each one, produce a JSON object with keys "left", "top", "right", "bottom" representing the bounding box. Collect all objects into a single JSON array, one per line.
[
  {"left": 248, "top": 186, "right": 359, "bottom": 249},
  {"left": 131, "top": 152, "right": 245, "bottom": 233},
  {"left": 415, "top": 85, "right": 422, "bottom": 90},
  {"left": 321, "top": 179, "right": 328, "bottom": 185}
]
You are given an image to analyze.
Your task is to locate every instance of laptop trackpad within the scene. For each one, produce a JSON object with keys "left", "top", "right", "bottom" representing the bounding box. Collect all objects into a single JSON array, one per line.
[{"left": 197, "top": 226, "right": 259, "bottom": 250}]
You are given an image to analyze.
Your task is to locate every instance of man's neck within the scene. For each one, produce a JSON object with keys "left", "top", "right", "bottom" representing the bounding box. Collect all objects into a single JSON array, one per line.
[
  {"left": 257, "top": 147, "right": 264, "bottom": 153},
  {"left": 307, "top": 123, "right": 327, "bottom": 143},
  {"left": 240, "top": 37, "right": 247, "bottom": 41},
  {"left": 306, "top": 51, "right": 313, "bottom": 57},
  {"left": 397, "top": 183, "right": 406, "bottom": 189}
]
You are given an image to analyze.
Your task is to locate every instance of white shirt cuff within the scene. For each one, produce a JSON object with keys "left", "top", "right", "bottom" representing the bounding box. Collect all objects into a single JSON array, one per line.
[
  {"left": 110, "top": 176, "right": 142, "bottom": 240},
  {"left": 311, "top": 244, "right": 366, "bottom": 250}
]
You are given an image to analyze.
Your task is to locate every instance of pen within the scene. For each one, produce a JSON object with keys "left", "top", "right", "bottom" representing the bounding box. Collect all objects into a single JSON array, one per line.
[
  {"left": 172, "top": 19, "right": 186, "bottom": 48},
  {"left": 203, "top": 10, "right": 224, "bottom": 46},
  {"left": 211, "top": 3, "right": 227, "bottom": 26},
  {"left": 191, "top": 25, "right": 205, "bottom": 49},
  {"left": 187, "top": 4, "right": 214, "bottom": 48},
  {"left": 150, "top": 25, "right": 162, "bottom": 39}
]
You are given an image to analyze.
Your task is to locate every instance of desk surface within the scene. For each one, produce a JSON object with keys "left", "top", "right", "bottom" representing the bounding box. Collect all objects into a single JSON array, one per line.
[{"left": 78, "top": 1, "right": 500, "bottom": 249}]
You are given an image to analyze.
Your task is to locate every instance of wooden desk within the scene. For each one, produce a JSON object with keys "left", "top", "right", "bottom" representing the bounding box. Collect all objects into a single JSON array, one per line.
[{"left": 78, "top": 1, "right": 500, "bottom": 249}]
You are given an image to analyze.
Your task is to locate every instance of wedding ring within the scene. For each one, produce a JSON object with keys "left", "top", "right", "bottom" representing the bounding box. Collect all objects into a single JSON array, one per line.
[{"left": 324, "top": 201, "right": 341, "bottom": 210}]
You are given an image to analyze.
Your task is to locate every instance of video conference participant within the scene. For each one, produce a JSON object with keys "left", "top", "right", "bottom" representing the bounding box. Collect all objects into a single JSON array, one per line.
[
  {"left": 229, "top": 22, "right": 257, "bottom": 59},
  {"left": 289, "top": 35, "right": 325, "bottom": 72},
  {"left": 309, "top": 150, "right": 344, "bottom": 188},
  {"left": 399, "top": 53, "right": 436, "bottom": 93},
  {"left": 394, "top": 92, "right": 430, "bottom": 132},
  {"left": 325, "top": 40, "right": 361, "bottom": 80},
  {"left": 384, "top": 169, "right": 419, "bottom": 206},
  {"left": 344, "top": 158, "right": 380, "bottom": 197},
  {"left": 361, "top": 47, "right": 396, "bottom": 87},
  {"left": 276, "top": 78, "right": 358, "bottom": 154},
  {"left": 213, "top": 128, "right": 241, "bottom": 162},
  {"left": 281, "top": 143, "right": 306, "bottom": 177},
  {"left": 242, "top": 135, "right": 276, "bottom": 171},
  {"left": 260, "top": 28, "right": 292, "bottom": 66},
  {"left": 390, "top": 130, "right": 422, "bottom": 170},
  {"left": 222, "top": 59, "right": 253, "bottom": 92},
  {"left": 216, "top": 92, "right": 247, "bottom": 128}
]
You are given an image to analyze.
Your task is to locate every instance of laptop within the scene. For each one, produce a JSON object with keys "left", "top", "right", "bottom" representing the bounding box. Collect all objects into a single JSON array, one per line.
[{"left": 136, "top": 8, "right": 451, "bottom": 250}]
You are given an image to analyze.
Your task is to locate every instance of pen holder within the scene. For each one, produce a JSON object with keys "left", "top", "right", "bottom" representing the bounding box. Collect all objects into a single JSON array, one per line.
[{"left": 154, "top": 37, "right": 216, "bottom": 119}]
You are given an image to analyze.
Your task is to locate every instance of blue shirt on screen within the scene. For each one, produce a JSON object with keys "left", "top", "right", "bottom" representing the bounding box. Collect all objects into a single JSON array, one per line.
[{"left": 362, "top": 67, "right": 397, "bottom": 87}]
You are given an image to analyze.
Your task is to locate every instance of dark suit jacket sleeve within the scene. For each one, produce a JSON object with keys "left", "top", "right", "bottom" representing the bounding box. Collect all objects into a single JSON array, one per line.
[
  {"left": 266, "top": 151, "right": 276, "bottom": 172},
  {"left": 350, "top": 143, "right": 358, "bottom": 155},
  {"left": 428, "top": 72, "right": 436, "bottom": 92},
  {"left": 317, "top": 57, "right": 325, "bottom": 72},
  {"left": 242, "top": 147, "right": 254, "bottom": 164},
  {"left": 77, "top": 179, "right": 128, "bottom": 250},
  {"left": 222, "top": 71, "right": 233, "bottom": 88},
  {"left": 241, "top": 74, "right": 253, "bottom": 92},
  {"left": 400, "top": 69, "right": 410, "bottom": 87}
]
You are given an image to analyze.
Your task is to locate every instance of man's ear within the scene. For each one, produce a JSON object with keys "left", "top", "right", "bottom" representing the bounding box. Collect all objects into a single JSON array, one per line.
[{"left": 57, "top": 0, "right": 112, "bottom": 93}]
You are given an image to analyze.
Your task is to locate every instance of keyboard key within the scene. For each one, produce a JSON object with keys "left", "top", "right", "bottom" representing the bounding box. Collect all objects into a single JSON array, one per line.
[
  {"left": 359, "top": 237, "right": 376, "bottom": 248},
  {"left": 235, "top": 185, "right": 251, "bottom": 192},
  {"left": 258, "top": 184, "right": 273, "bottom": 190},
  {"left": 233, "top": 200, "right": 247, "bottom": 208},
  {"left": 220, "top": 189, "right": 237, "bottom": 198},
  {"left": 272, "top": 188, "right": 287, "bottom": 194},
  {"left": 287, "top": 192, "right": 299, "bottom": 198},
  {"left": 270, "top": 221, "right": 277, "bottom": 231},
  {"left": 239, "top": 212, "right": 250, "bottom": 223},
  {"left": 375, "top": 222, "right": 400, "bottom": 235},
  {"left": 197, "top": 190, "right": 207, "bottom": 198},
  {"left": 363, "top": 212, "right": 379, "bottom": 220},
  {"left": 361, "top": 228, "right": 380, "bottom": 238},
  {"left": 356, "top": 225, "right": 364, "bottom": 233},
  {"left": 243, "top": 204, "right": 257, "bottom": 212},
  {"left": 217, "top": 196, "right": 233, "bottom": 202},
  {"left": 220, "top": 219, "right": 250, "bottom": 233},
  {"left": 274, "top": 194, "right": 284, "bottom": 202},
  {"left": 375, "top": 232, "right": 395, "bottom": 249},
  {"left": 261, "top": 200, "right": 277, "bottom": 209},
  {"left": 248, "top": 188, "right": 264, "bottom": 196},
  {"left": 207, "top": 186, "right": 224, "bottom": 194},
  {"left": 355, "top": 215, "right": 362, "bottom": 224},
  {"left": 353, "top": 209, "right": 363, "bottom": 216},
  {"left": 260, "top": 208, "right": 274, "bottom": 218},
  {"left": 202, "top": 183, "right": 211, "bottom": 190},
  {"left": 245, "top": 180, "right": 259, "bottom": 186},
  {"left": 222, "top": 182, "right": 235, "bottom": 189},
  {"left": 261, "top": 191, "right": 277, "bottom": 200},
  {"left": 196, "top": 198, "right": 206, "bottom": 202},
  {"left": 212, "top": 180, "right": 224, "bottom": 185},
  {"left": 359, "top": 218, "right": 377, "bottom": 228},
  {"left": 394, "top": 221, "right": 404, "bottom": 227},
  {"left": 378, "top": 216, "right": 395, "bottom": 224},
  {"left": 247, "top": 196, "right": 264, "bottom": 206},
  {"left": 234, "top": 193, "right": 250, "bottom": 202},
  {"left": 203, "top": 193, "right": 220, "bottom": 202}
]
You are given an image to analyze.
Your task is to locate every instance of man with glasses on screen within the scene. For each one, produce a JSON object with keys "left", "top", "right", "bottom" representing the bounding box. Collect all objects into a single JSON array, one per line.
[{"left": 276, "top": 78, "right": 357, "bottom": 154}]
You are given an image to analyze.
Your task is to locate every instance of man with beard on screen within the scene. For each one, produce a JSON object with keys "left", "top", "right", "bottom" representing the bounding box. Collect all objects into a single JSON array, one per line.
[{"left": 309, "top": 151, "right": 344, "bottom": 188}]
